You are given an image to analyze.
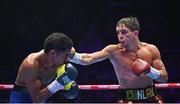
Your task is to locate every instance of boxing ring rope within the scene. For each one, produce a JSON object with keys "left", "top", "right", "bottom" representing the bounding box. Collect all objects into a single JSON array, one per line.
[{"left": 0, "top": 83, "right": 180, "bottom": 90}]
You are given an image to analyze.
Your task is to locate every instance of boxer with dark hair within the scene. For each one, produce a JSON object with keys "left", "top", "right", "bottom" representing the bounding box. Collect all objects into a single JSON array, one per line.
[
  {"left": 10, "top": 33, "right": 79, "bottom": 103},
  {"left": 69, "top": 17, "right": 168, "bottom": 103}
]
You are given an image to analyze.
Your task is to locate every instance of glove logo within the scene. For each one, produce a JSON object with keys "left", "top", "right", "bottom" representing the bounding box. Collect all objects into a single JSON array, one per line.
[{"left": 62, "top": 75, "right": 72, "bottom": 84}]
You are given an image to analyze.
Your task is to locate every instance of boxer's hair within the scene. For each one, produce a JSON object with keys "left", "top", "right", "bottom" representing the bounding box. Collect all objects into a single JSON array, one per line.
[
  {"left": 116, "top": 16, "right": 140, "bottom": 31},
  {"left": 44, "top": 32, "right": 73, "bottom": 53}
]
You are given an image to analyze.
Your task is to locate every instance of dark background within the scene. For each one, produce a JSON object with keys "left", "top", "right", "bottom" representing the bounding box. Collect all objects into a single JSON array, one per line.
[{"left": 0, "top": 0, "right": 180, "bottom": 103}]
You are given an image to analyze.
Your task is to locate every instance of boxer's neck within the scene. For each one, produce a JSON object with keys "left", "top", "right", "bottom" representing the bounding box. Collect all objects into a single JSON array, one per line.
[
  {"left": 126, "top": 37, "right": 141, "bottom": 52},
  {"left": 39, "top": 50, "right": 56, "bottom": 70}
]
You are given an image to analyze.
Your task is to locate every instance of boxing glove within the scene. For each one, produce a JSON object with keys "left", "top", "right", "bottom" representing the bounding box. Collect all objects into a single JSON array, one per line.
[
  {"left": 132, "top": 59, "right": 160, "bottom": 79},
  {"left": 56, "top": 63, "right": 78, "bottom": 85},
  {"left": 63, "top": 81, "right": 79, "bottom": 99},
  {"left": 47, "top": 63, "right": 78, "bottom": 94}
]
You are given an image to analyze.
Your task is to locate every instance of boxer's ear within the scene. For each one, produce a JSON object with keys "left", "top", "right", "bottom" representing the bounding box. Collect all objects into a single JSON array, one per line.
[
  {"left": 49, "top": 49, "right": 57, "bottom": 56},
  {"left": 133, "top": 30, "right": 139, "bottom": 36}
]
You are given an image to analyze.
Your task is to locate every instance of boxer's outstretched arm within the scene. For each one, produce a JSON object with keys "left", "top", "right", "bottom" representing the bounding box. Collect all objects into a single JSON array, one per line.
[{"left": 69, "top": 45, "right": 115, "bottom": 65}]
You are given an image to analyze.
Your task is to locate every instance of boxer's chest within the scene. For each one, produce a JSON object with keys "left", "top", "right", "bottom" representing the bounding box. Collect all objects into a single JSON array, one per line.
[
  {"left": 111, "top": 47, "right": 153, "bottom": 68},
  {"left": 38, "top": 68, "right": 56, "bottom": 85}
]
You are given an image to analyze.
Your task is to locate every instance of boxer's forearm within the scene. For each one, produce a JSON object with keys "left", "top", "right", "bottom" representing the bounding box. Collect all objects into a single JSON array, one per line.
[
  {"left": 69, "top": 53, "right": 93, "bottom": 65},
  {"left": 30, "top": 88, "right": 52, "bottom": 103},
  {"left": 69, "top": 52, "right": 108, "bottom": 65},
  {"left": 28, "top": 80, "right": 60, "bottom": 103},
  {"left": 38, "top": 88, "right": 52, "bottom": 103}
]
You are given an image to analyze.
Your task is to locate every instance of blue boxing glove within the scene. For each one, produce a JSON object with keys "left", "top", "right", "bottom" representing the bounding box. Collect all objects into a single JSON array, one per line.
[
  {"left": 56, "top": 63, "right": 78, "bottom": 85},
  {"left": 63, "top": 81, "right": 79, "bottom": 99},
  {"left": 47, "top": 63, "right": 78, "bottom": 94}
]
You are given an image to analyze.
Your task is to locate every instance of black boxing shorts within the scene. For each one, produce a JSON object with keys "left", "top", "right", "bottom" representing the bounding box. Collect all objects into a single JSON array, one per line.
[{"left": 118, "top": 85, "right": 163, "bottom": 103}]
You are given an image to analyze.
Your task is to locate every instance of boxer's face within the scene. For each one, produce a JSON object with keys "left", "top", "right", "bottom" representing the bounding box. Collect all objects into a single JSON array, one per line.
[
  {"left": 51, "top": 49, "right": 70, "bottom": 66},
  {"left": 116, "top": 24, "right": 137, "bottom": 47}
]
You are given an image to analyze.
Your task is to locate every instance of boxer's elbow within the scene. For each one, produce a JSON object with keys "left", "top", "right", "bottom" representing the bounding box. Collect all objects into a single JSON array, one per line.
[
  {"left": 31, "top": 90, "right": 51, "bottom": 103},
  {"left": 156, "top": 72, "right": 168, "bottom": 83},
  {"left": 161, "top": 72, "right": 168, "bottom": 83},
  {"left": 32, "top": 94, "right": 47, "bottom": 103},
  {"left": 31, "top": 95, "right": 41, "bottom": 103}
]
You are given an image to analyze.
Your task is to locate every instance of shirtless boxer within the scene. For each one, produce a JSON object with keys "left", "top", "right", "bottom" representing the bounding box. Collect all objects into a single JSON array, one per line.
[
  {"left": 69, "top": 17, "right": 168, "bottom": 103},
  {"left": 9, "top": 33, "right": 79, "bottom": 103}
]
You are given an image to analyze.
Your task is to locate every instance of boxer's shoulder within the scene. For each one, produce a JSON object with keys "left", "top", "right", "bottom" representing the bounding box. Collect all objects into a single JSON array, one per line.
[
  {"left": 141, "top": 42, "right": 159, "bottom": 54},
  {"left": 20, "top": 54, "right": 40, "bottom": 75},
  {"left": 140, "top": 42, "right": 160, "bottom": 59},
  {"left": 141, "top": 42, "right": 157, "bottom": 49}
]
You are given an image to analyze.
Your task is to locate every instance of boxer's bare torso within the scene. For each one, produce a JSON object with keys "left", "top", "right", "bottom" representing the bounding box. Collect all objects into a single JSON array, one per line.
[
  {"left": 109, "top": 43, "right": 153, "bottom": 88},
  {"left": 15, "top": 50, "right": 57, "bottom": 88}
]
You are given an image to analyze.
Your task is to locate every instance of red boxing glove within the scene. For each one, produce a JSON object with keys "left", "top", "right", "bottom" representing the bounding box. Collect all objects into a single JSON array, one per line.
[
  {"left": 132, "top": 59, "right": 160, "bottom": 79},
  {"left": 132, "top": 59, "right": 150, "bottom": 76}
]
